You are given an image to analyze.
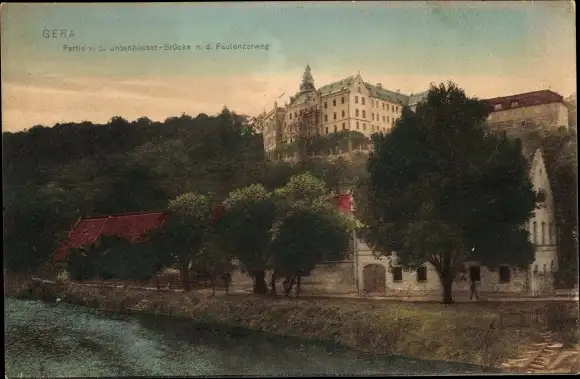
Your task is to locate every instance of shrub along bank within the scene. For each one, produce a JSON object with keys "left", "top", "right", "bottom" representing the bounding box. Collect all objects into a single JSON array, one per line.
[{"left": 7, "top": 278, "right": 532, "bottom": 369}]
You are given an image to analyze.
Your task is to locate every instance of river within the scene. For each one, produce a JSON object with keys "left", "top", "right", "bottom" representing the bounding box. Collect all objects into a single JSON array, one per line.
[{"left": 4, "top": 297, "right": 499, "bottom": 377}]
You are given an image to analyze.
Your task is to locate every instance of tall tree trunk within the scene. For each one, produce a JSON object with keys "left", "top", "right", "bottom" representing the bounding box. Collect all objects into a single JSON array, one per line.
[
  {"left": 270, "top": 271, "right": 277, "bottom": 296},
  {"left": 253, "top": 270, "right": 268, "bottom": 295},
  {"left": 441, "top": 274, "right": 454, "bottom": 304}
]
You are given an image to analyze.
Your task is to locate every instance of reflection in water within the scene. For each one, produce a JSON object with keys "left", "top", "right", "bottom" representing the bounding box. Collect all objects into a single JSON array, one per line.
[{"left": 4, "top": 298, "right": 499, "bottom": 377}]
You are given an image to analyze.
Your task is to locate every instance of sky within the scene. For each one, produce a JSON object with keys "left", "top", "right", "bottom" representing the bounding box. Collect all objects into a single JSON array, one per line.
[{"left": 1, "top": 1, "right": 576, "bottom": 132}]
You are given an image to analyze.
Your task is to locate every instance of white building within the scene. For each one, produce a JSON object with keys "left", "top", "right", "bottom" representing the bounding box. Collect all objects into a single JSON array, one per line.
[{"left": 258, "top": 65, "right": 429, "bottom": 159}]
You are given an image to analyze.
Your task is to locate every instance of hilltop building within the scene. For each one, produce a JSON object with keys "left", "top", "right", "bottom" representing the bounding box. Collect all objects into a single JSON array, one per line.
[
  {"left": 256, "top": 65, "right": 429, "bottom": 160},
  {"left": 485, "top": 90, "right": 570, "bottom": 132}
]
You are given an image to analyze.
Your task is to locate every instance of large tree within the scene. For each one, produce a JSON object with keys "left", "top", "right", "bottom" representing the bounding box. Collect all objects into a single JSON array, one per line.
[
  {"left": 271, "top": 172, "right": 354, "bottom": 295},
  {"left": 219, "top": 184, "right": 277, "bottom": 295},
  {"left": 359, "top": 82, "right": 539, "bottom": 303},
  {"left": 149, "top": 192, "right": 214, "bottom": 290}
]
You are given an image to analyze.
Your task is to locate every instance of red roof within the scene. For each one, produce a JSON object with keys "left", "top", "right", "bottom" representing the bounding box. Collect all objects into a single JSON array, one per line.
[
  {"left": 53, "top": 211, "right": 169, "bottom": 262},
  {"left": 485, "top": 90, "right": 564, "bottom": 112},
  {"left": 54, "top": 195, "right": 355, "bottom": 263}
]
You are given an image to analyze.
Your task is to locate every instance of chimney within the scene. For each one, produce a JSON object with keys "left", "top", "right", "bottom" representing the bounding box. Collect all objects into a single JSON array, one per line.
[{"left": 376, "top": 83, "right": 382, "bottom": 89}]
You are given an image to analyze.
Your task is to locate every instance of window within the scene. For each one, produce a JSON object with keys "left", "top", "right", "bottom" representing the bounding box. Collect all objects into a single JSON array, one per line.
[
  {"left": 396, "top": 106, "right": 399, "bottom": 113},
  {"left": 342, "top": 110, "right": 345, "bottom": 118},
  {"left": 362, "top": 110, "right": 366, "bottom": 118},
  {"left": 341, "top": 97, "right": 345, "bottom": 104},
  {"left": 324, "top": 102, "right": 328, "bottom": 109},
  {"left": 391, "top": 105, "right": 395, "bottom": 112},
  {"left": 356, "top": 122, "right": 359, "bottom": 130},
  {"left": 382, "top": 116, "right": 386, "bottom": 122},
  {"left": 355, "top": 96, "right": 359, "bottom": 104},
  {"left": 324, "top": 114, "right": 328, "bottom": 122},
  {"left": 521, "top": 120, "right": 526, "bottom": 127},
  {"left": 363, "top": 123, "right": 367, "bottom": 130},
  {"left": 382, "top": 103, "right": 385, "bottom": 110},
  {"left": 392, "top": 267, "right": 403, "bottom": 282},
  {"left": 511, "top": 101, "right": 519, "bottom": 108},
  {"left": 289, "top": 114, "right": 292, "bottom": 120},
  {"left": 342, "top": 123, "right": 346, "bottom": 130},
  {"left": 376, "top": 100, "right": 378, "bottom": 107},
  {"left": 469, "top": 266, "right": 481, "bottom": 282},
  {"left": 362, "top": 97, "right": 366, "bottom": 105},
  {"left": 541, "top": 222, "right": 545, "bottom": 245},
  {"left": 494, "top": 104, "right": 503, "bottom": 110},
  {"left": 417, "top": 266, "right": 427, "bottom": 282},
  {"left": 325, "top": 127, "right": 328, "bottom": 134},
  {"left": 333, "top": 112, "right": 337, "bottom": 120},
  {"left": 533, "top": 221, "right": 537, "bottom": 244},
  {"left": 499, "top": 266, "right": 511, "bottom": 282},
  {"left": 357, "top": 87, "right": 361, "bottom": 93},
  {"left": 372, "top": 113, "right": 375, "bottom": 121},
  {"left": 334, "top": 125, "right": 337, "bottom": 132},
  {"left": 332, "top": 99, "right": 336, "bottom": 106},
  {"left": 356, "top": 109, "right": 360, "bottom": 117}
]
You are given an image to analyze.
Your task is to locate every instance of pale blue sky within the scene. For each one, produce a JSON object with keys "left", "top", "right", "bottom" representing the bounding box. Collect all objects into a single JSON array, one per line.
[{"left": 1, "top": 2, "right": 576, "bottom": 131}]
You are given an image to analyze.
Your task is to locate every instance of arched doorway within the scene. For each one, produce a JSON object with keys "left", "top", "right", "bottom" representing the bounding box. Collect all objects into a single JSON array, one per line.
[{"left": 362, "top": 264, "right": 386, "bottom": 294}]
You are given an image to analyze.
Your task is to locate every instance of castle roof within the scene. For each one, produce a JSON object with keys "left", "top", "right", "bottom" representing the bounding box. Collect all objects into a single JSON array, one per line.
[{"left": 485, "top": 90, "right": 564, "bottom": 112}]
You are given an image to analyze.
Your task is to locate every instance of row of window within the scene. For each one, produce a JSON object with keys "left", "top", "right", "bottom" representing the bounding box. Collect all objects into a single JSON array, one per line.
[
  {"left": 323, "top": 110, "right": 397, "bottom": 124},
  {"left": 322, "top": 122, "right": 389, "bottom": 135},
  {"left": 530, "top": 220, "right": 556, "bottom": 245},
  {"left": 322, "top": 96, "right": 401, "bottom": 112},
  {"left": 389, "top": 264, "right": 553, "bottom": 284}
]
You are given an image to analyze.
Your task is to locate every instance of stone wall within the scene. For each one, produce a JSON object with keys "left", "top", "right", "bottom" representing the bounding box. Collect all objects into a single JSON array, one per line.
[{"left": 229, "top": 262, "right": 356, "bottom": 295}]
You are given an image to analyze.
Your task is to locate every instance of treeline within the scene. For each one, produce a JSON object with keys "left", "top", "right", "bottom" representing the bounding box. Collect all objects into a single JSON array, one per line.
[
  {"left": 67, "top": 172, "right": 355, "bottom": 296},
  {"left": 3, "top": 108, "right": 367, "bottom": 275}
]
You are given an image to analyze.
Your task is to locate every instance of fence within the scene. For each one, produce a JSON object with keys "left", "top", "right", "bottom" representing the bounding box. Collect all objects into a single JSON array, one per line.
[{"left": 499, "top": 304, "right": 579, "bottom": 331}]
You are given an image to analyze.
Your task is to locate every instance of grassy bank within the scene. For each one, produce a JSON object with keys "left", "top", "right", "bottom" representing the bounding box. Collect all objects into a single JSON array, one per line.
[{"left": 4, "top": 276, "right": 537, "bottom": 369}]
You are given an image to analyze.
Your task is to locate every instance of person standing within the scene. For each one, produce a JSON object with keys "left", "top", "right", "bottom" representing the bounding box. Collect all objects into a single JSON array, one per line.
[{"left": 470, "top": 277, "right": 479, "bottom": 300}]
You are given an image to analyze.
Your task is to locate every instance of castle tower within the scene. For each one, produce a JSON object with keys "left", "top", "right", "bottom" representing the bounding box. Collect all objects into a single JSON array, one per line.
[{"left": 299, "top": 64, "right": 316, "bottom": 93}]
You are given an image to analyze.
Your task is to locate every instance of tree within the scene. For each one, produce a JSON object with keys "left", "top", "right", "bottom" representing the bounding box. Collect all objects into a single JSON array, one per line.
[
  {"left": 358, "top": 82, "right": 539, "bottom": 303},
  {"left": 219, "top": 184, "right": 277, "bottom": 294},
  {"left": 271, "top": 202, "right": 351, "bottom": 297},
  {"left": 148, "top": 193, "right": 213, "bottom": 290},
  {"left": 3, "top": 183, "right": 80, "bottom": 275},
  {"left": 270, "top": 172, "right": 352, "bottom": 296}
]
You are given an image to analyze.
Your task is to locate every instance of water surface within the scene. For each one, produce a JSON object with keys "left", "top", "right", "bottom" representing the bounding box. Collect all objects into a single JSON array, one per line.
[{"left": 4, "top": 297, "right": 499, "bottom": 377}]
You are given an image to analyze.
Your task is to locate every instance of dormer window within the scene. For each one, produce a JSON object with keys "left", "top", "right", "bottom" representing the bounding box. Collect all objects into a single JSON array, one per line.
[
  {"left": 511, "top": 101, "right": 519, "bottom": 108},
  {"left": 494, "top": 104, "right": 503, "bottom": 111}
]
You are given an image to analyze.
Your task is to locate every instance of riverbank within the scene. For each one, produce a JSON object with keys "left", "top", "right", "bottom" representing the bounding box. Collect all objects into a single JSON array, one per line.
[{"left": 5, "top": 276, "right": 538, "bottom": 370}]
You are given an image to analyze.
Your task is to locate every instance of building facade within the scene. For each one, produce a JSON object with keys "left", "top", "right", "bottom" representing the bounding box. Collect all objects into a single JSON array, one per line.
[
  {"left": 259, "top": 65, "right": 429, "bottom": 158},
  {"left": 351, "top": 90, "right": 568, "bottom": 298},
  {"left": 564, "top": 93, "right": 576, "bottom": 130},
  {"left": 485, "top": 90, "right": 569, "bottom": 132}
]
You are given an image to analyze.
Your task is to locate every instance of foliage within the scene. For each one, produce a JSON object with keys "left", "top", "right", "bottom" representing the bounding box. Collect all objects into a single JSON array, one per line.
[
  {"left": 271, "top": 203, "right": 351, "bottom": 277},
  {"left": 219, "top": 184, "right": 277, "bottom": 294},
  {"left": 3, "top": 183, "right": 80, "bottom": 273},
  {"left": 358, "top": 82, "right": 538, "bottom": 303},
  {"left": 273, "top": 130, "right": 370, "bottom": 159}
]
